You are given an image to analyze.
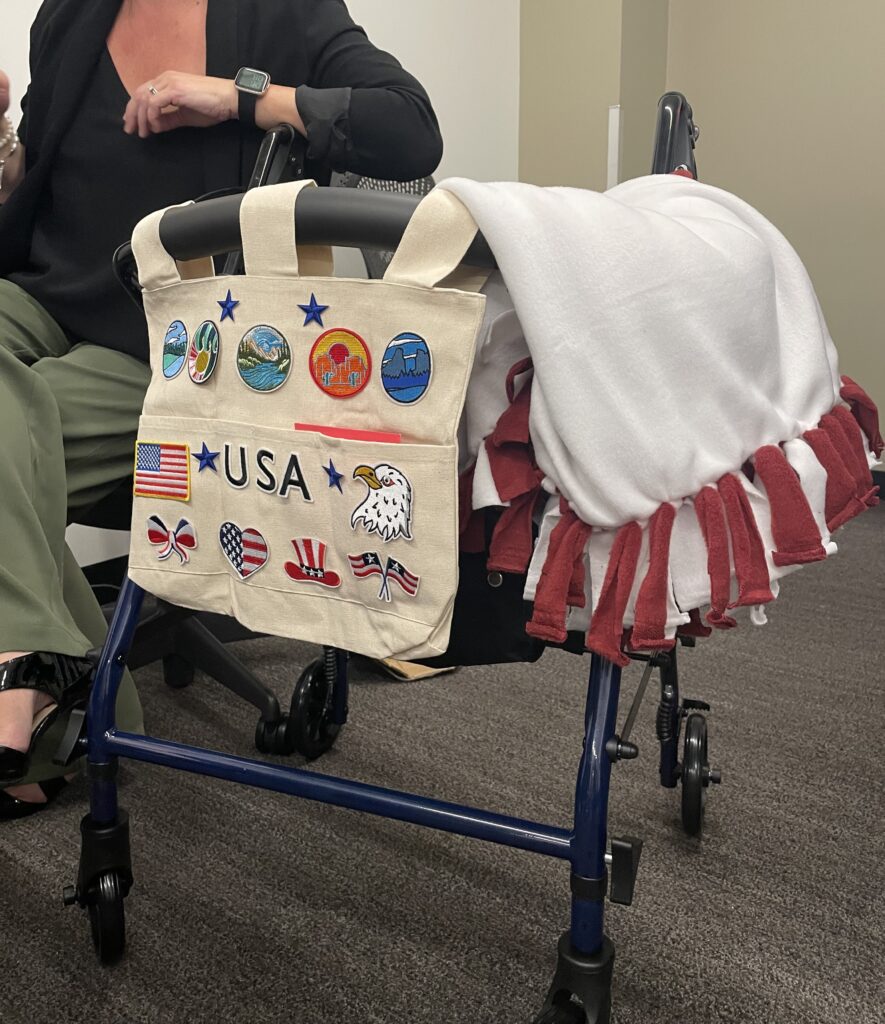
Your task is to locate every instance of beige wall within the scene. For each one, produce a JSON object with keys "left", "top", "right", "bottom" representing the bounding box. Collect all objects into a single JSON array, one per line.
[
  {"left": 520, "top": 0, "right": 623, "bottom": 188},
  {"left": 619, "top": 0, "right": 669, "bottom": 181},
  {"left": 667, "top": 0, "right": 885, "bottom": 412},
  {"left": 347, "top": 0, "right": 521, "bottom": 182}
]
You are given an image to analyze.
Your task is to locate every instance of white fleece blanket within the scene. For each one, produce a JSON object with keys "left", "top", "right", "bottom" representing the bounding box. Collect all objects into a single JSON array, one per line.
[{"left": 442, "top": 174, "right": 843, "bottom": 530}]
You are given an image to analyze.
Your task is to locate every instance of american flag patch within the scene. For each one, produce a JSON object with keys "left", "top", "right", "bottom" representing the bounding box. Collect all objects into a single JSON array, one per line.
[
  {"left": 348, "top": 551, "right": 420, "bottom": 602},
  {"left": 385, "top": 557, "right": 420, "bottom": 597},
  {"left": 348, "top": 552, "right": 384, "bottom": 579},
  {"left": 134, "top": 441, "right": 191, "bottom": 501}
]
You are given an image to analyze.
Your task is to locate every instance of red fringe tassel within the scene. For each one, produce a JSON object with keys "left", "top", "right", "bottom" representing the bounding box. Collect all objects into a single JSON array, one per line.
[
  {"left": 802, "top": 427, "right": 867, "bottom": 531},
  {"left": 585, "top": 522, "right": 643, "bottom": 667},
  {"left": 717, "top": 474, "right": 775, "bottom": 608},
  {"left": 752, "top": 445, "right": 826, "bottom": 566},
  {"left": 693, "top": 487, "right": 737, "bottom": 629},
  {"left": 526, "top": 503, "right": 592, "bottom": 644},
  {"left": 840, "top": 375, "right": 883, "bottom": 459},
  {"left": 631, "top": 503, "right": 678, "bottom": 650}
]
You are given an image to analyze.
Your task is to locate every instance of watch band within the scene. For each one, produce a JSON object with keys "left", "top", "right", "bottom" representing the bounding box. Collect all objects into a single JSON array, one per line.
[{"left": 238, "top": 89, "right": 259, "bottom": 128}]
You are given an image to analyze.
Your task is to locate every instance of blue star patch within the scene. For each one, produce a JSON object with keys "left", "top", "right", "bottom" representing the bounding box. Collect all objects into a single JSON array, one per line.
[
  {"left": 218, "top": 290, "right": 240, "bottom": 322},
  {"left": 193, "top": 442, "right": 220, "bottom": 473},
  {"left": 299, "top": 293, "right": 329, "bottom": 327},
  {"left": 323, "top": 459, "right": 345, "bottom": 493}
]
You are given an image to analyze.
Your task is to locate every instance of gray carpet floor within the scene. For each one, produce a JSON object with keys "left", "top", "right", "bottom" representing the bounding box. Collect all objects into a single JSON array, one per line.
[{"left": 1, "top": 504, "right": 883, "bottom": 1024}]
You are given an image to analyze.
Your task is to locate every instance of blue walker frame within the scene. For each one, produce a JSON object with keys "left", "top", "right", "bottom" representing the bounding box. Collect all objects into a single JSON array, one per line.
[{"left": 87, "top": 577, "right": 622, "bottom": 964}]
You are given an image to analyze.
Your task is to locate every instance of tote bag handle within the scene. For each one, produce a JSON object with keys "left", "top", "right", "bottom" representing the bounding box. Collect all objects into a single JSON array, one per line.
[
  {"left": 239, "top": 179, "right": 334, "bottom": 279},
  {"left": 383, "top": 187, "right": 486, "bottom": 293},
  {"left": 131, "top": 201, "right": 216, "bottom": 292}
]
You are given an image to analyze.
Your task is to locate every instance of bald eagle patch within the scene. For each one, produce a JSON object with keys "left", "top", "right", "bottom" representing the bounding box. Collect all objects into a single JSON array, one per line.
[{"left": 350, "top": 463, "right": 413, "bottom": 543}]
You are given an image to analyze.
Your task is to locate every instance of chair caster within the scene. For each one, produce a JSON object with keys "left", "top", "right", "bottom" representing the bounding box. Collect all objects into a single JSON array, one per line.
[
  {"left": 533, "top": 1002, "right": 587, "bottom": 1023},
  {"left": 65, "top": 811, "right": 133, "bottom": 966},
  {"left": 163, "top": 653, "right": 194, "bottom": 690},
  {"left": 254, "top": 714, "right": 291, "bottom": 755},
  {"left": 532, "top": 934, "right": 615, "bottom": 1024},
  {"left": 287, "top": 657, "right": 342, "bottom": 760},
  {"left": 681, "top": 712, "right": 721, "bottom": 836}
]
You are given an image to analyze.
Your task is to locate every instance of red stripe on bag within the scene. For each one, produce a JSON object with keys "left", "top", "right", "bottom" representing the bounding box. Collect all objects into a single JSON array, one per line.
[{"left": 752, "top": 445, "right": 826, "bottom": 566}]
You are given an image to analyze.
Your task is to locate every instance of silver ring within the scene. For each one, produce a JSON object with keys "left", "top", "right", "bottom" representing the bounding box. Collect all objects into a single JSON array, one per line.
[{"left": 148, "top": 84, "right": 158, "bottom": 96}]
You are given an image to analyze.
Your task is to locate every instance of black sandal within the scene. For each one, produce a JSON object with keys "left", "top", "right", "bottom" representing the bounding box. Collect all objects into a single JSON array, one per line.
[
  {"left": 0, "top": 777, "right": 69, "bottom": 820},
  {"left": 0, "top": 653, "right": 93, "bottom": 783}
]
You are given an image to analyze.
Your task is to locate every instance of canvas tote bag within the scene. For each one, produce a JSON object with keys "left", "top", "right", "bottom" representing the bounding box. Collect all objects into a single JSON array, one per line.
[{"left": 127, "top": 180, "right": 487, "bottom": 660}]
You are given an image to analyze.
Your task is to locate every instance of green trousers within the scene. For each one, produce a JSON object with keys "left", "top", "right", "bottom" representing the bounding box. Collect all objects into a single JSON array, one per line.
[{"left": 0, "top": 279, "right": 147, "bottom": 785}]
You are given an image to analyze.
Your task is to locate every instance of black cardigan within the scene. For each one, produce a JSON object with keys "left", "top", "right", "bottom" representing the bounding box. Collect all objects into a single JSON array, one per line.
[{"left": 0, "top": 0, "right": 443, "bottom": 277}]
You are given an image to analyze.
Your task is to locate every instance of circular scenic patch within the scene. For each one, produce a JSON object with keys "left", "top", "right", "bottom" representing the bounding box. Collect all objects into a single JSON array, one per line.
[
  {"left": 236, "top": 325, "right": 291, "bottom": 393},
  {"left": 188, "top": 321, "right": 220, "bottom": 384},
  {"left": 380, "top": 332, "right": 432, "bottom": 405},
  {"left": 309, "top": 328, "right": 372, "bottom": 399},
  {"left": 162, "top": 320, "right": 188, "bottom": 379}
]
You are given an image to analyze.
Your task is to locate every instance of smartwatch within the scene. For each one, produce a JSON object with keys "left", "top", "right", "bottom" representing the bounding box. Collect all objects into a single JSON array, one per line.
[{"left": 235, "top": 67, "right": 271, "bottom": 127}]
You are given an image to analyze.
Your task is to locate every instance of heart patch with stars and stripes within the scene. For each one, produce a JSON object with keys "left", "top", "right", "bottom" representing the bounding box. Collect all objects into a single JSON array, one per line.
[{"left": 219, "top": 522, "right": 268, "bottom": 579}]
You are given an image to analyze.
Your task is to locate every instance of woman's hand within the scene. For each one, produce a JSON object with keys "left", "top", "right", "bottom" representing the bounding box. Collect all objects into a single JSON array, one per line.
[{"left": 123, "top": 72, "right": 238, "bottom": 138}]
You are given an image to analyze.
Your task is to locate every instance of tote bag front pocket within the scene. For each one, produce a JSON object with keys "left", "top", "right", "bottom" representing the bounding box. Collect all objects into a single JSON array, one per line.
[{"left": 128, "top": 416, "right": 459, "bottom": 659}]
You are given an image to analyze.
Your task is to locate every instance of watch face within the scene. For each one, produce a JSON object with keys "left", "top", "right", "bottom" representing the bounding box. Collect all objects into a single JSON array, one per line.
[{"left": 237, "top": 68, "right": 269, "bottom": 94}]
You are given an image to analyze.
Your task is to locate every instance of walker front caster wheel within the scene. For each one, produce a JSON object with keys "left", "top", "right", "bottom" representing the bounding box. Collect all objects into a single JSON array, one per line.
[
  {"left": 288, "top": 658, "right": 341, "bottom": 760},
  {"left": 680, "top": 713, "right": 721, "bottom": 836},
  {"left": 87, "top": 871, "right": 127, "bottom": 965}
]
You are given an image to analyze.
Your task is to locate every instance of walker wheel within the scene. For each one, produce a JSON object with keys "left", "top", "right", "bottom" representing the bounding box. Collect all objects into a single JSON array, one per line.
[
  {"left": 162, "top": 654, "right": 194, "bottom": 690},
  {"left": 254, "top": 716, "right": 290, "bottom": 755},
  {"left": 681, "top": 713, "right": 720, "bottom": 836},
  {"left": 288, "top": 658, "right": 341, "bottom": 760},
  {"left": 88, "top": 871, "right": 126, "bottom": 966}
]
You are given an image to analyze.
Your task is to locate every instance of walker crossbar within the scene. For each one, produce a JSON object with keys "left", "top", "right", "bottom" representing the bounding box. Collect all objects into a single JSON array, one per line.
[{"left": 105, "top": 730, "right": 573, "bottom": 860}]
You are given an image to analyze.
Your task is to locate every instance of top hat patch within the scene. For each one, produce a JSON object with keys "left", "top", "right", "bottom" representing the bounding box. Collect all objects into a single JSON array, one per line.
[{"left": 284, "top": 538, "right": 341, "bottom": 588}]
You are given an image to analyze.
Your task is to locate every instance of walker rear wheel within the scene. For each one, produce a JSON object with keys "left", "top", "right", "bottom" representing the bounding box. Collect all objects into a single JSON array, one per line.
[
  {"left": 88, "top": 871, "right": 126, "bottom": 966},
  {"left": 288, "top": 658, "right": 341, "bottom": 760},
  {"left": 680, "top": 713, "right": 720, "bottom": 836}
]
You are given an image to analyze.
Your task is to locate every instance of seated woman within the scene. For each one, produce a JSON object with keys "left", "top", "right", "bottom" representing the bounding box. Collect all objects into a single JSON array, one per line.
[{"left": 0, "top": 0, "right": 443, "bottom": 816}]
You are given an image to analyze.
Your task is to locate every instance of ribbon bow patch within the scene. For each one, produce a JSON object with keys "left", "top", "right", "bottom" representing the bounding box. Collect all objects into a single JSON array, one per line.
[{"left": 147, "top": 516, "right": 198, "bottom": 564}]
